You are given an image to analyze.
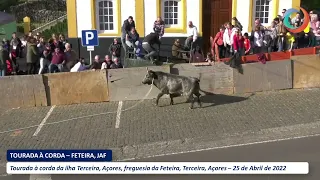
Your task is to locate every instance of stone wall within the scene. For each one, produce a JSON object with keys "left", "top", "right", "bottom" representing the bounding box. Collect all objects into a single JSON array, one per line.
[{"left": 10, "top": 0, "right": 66, "bottom": 23}]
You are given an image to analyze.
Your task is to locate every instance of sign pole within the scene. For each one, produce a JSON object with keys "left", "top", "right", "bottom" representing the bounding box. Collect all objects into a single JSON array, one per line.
[
  {"left": 81, "top": 30, "right": 98, "bottom": 65},
  {"left": 89, "top": 51, "right": 92, "bottom": 65}
]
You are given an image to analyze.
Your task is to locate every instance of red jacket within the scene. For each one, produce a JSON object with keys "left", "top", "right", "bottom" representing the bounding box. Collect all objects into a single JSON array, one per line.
[
  {"left": 244, "top": 38, "right": 251, "bottom": 51},
  {"left": 233, "top": 34, "right": 244, "bottom": 51},
  {"left": 213, "top": 31, "right": 224, "bottom": 46}
]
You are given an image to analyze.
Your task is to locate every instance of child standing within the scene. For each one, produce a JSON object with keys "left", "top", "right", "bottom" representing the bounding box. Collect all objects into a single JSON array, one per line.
[{"left": 243, "top": 33, "right": 251, "bottom": 55}]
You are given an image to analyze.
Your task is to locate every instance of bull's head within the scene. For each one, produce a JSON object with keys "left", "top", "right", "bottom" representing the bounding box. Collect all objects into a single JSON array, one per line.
[{"left": 142, "top": 67, "right": 157, "bottom": 85}]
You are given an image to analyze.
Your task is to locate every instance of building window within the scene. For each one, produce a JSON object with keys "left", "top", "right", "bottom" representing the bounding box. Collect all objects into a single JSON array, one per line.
[
  {"left": 254, "top": 0, "right": 270, "bottom": 24},
  {"left": 162, "top": 0, "right": 182, "bottom": 28},
  {"left": 163, "top": 0, "right": 179, "bottom": 25},
  {"left": 97, "top": 0, "right": 114, "bottom": 31}
]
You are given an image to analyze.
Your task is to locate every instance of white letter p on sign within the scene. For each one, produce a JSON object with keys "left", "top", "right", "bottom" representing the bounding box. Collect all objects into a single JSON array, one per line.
[{"left": 85, "top": 32, "right": 94, "bottom": 44}]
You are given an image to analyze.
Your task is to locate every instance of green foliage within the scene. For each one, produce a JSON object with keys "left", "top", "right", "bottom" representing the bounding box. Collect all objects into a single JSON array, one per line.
[
  {"left": 301, "top": 0, "right": 320, "bottom": 11},
  {"left": 40, "top": 19, "right": 68, "bottom": 40},
  {"left": 0, "top": 0, "right": 20, "bottom": 11}
]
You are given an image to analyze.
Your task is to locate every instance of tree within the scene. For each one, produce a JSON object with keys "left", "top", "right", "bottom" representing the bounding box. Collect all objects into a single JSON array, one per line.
[
  {"left": 0, "top": 0, "right": 20, "bottom": 12},
  {"left": 301, "top": 0, "right": 320, "bottom": 12}
]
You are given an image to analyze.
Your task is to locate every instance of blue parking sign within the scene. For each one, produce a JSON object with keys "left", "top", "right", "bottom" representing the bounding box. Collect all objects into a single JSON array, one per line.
[{"left": 81, "top": 30, "right": 99, "bottom": 47}]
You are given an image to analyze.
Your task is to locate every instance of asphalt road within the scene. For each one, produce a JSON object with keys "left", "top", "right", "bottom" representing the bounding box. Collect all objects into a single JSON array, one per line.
[
  {"left": 3, "top": 135, "right": 320, "bottom": 180},
  {"left": 1, "top": 88, "right": 320, "bottom": 179}
]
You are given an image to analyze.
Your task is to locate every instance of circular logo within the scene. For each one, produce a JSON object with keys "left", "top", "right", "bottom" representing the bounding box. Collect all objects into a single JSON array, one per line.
[{"left": 283, "top": 7, "right": 310, "bottom": 33}]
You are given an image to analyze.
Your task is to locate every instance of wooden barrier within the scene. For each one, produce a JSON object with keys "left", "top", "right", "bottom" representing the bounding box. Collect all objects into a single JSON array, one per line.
[
  {"left": 292, "top": 55, "right": 320, "bottom": 89},
  {"left": 43, "top": 70, "right": 109, "bottom": 106}
]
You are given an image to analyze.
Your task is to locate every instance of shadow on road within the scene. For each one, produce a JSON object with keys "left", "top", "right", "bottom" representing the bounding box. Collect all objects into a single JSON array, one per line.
[
  {"left": 186, "top": 89, "right": 255, "bottom": 109},
  {"left": 198, "top": 91, "right": 254, "bottom": 108},
  {"left": 159, "top": 91, "right": 253, "bottom": 108}
]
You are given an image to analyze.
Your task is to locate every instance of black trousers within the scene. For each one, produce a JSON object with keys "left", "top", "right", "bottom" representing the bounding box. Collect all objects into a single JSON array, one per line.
[
  {"left": 217, "top": 45, "right": 226, "bottom": 59},
  {"left": 27, "top": 62, "right": 37, "bottom": 75},
  {"left": 225, "top": 44, "right": 232, "bottom": 58}
]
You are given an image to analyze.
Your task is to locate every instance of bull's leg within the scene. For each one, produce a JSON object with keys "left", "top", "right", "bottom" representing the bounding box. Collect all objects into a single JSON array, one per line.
[
  {"left": 195, "top": 92, "right": 202, "bottom": 107},
  {"left": 169, "top": 94, "right": 174, "bottom": 105},
  {"left": 155, "top": 92, "right": 165, "bottom": 106},
  {"left": 169, "top": 93, "right": 180, "bottom": 105},
  {"left": 187, "top": 94, "right": 195, "bottom": 109}
]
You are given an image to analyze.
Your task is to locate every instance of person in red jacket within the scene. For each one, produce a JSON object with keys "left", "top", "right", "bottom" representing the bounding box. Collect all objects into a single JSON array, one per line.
[
  {"left": 232, "top": 28, "right": 245, "bottom": 56},
  {"left": 212, "top": 27, "right": 225, "bottom": 60},
  {"left": 243, "top": 33, "right": 251, "bottom": 55}
]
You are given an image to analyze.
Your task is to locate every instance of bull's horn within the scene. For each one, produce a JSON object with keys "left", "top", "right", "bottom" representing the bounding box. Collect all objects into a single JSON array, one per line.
[{"left": 146, "top": 67, "right": 149, "bottom": 71}]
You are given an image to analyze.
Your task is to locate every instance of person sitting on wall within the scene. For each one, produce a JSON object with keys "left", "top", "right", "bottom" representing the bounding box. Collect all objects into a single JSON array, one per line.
[
  {"left": 153, "top": 17, "right": 165, "bottom": 39},
  {"left": 110, "top": 57, "right": 123, "bottom": 69},
  {"left": 121, "top": 16, "right": 136, "bottom": 53},
  {"left": 172, "top": 39, "right": 183, "bottom": 59},
  {"left": 90, "top": 55, "right": 102, "bottom": 70},
  {"left": 126, "top": 27, "right": 140, "bottom": 54},
  {"left": 49, "top": 47, "right": 65, "bottom": 73},
  {"left": 109, "top": 38, "right": 121, "bottom": 60},
  {"left": 142, "top": 32, "right": 161, "bottom": 63},
  {"left": 70, "top": 57, "right": 87, "bottom": 72},
  {"left": 38, "top": 48, "right": 52, "bottom": 74},
  {"left": 101, "top": 55, "right": 114, "bottom": 69},
  {"left": 184, "top": 21, "right": 198, "bottom": 51},
  {"left": 64, "top": 43, "right": 78, "bottom": 72}
]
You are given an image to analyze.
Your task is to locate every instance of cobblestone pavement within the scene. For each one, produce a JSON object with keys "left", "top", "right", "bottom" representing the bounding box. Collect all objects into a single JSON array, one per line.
[{"left": 1, "top": 88, "right": 320, "bottom": 178}]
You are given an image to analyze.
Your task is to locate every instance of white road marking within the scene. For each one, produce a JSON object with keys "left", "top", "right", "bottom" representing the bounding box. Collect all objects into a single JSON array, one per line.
[
  {"left": 29, "top": 174, "right": 52, "bottom": 180},
  {"left": 33, "top": 105, "right": 56, "bottom": 136},
  {"left": 120, "top": 133, "right": 320, "bottom": 161},
  {"left": 115, "top": 101, "right": 123, "bottom": 128}
]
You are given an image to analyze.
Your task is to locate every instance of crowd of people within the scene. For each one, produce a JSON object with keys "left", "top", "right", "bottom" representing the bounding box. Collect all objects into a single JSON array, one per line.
[
  {"left": 2, "top": 9, "right": 319, "bottom": 76},
  {"left": 0, "top": 31, "right": 125, "bottom": 76},
  {"left": 120, "top": 16, "right": 199, "bottom": 63},
  {"left": 209, "top": 9, "right": 320, "bottom": 62},
  {"left": 0, "top": 15, "right": 199, "bottom": 77}
]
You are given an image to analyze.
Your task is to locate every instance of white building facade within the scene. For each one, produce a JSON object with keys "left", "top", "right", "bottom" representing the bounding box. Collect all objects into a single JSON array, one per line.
[{"left": 66, "top": 0, "right": 301, "bottom": 58}]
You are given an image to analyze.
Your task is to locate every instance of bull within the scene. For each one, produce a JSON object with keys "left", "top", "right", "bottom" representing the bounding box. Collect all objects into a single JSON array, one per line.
[{"left": 142, "top": 67, "right": 202, "bottom": 109}]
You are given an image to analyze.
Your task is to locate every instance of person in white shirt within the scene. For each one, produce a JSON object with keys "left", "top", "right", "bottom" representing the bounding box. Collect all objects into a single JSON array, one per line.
[
  {"left": 223, "top": 22, "right": 237, "bottom": 57},
  {"left": 70, "top": 58, "right": 86, "bottom": 72},
  {"left": 184, "top": 21, "right": 198, "bottom": 50},
  {"left": 253, "top": 26, "right": 264, "bottom": 54}
]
